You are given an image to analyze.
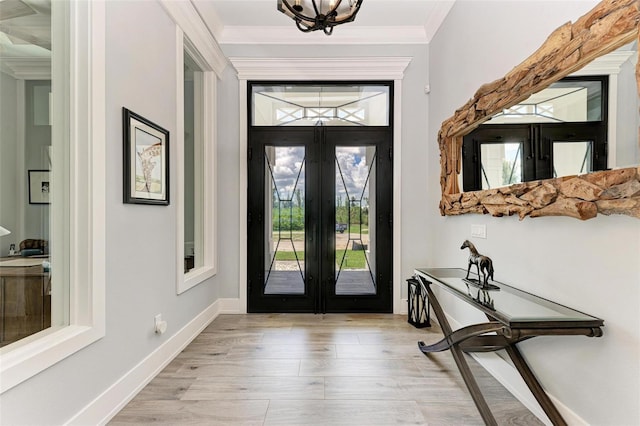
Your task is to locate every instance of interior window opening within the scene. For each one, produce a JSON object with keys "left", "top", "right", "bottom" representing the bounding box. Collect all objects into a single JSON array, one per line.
[
  {"left": 0, "top": 0, "right": 67, "bottom": 348},
  {"left": 183, "top": 50, "right": 200, "bottom": 274}
]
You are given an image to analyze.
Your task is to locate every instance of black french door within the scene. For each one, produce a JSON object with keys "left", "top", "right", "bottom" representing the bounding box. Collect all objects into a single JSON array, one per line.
[{"left": 247, "top": 126, "right": 393, "bottom": 313}]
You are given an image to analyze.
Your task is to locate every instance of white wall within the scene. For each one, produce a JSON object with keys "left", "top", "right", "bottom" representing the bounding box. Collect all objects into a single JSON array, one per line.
[
  {"left": 428, "top": 1, "right": 640, "bottom": 425},
  {"left": 0, "top": 2, "right": 221, "bottom": 424}
]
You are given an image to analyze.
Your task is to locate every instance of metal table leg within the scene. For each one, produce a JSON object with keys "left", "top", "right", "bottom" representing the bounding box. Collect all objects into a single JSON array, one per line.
[{"left": 417, "top": 277, "right": 498, "bottom": 426}]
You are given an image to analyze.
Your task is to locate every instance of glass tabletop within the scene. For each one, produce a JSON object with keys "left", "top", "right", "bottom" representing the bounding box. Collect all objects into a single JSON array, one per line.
[{"left": 415, "top": 268, "right": 603, "bottom": 328}]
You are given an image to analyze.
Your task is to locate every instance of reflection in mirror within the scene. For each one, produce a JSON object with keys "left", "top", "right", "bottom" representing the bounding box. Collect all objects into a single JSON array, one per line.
[
  {"left": 609, "top": 41, "right": 639, "bottom": 168},
  {"left": 462, "top": 41, "right": 639, "bottom": 192},
  {"left": 488, "top": 78, "right": 606, "bottom": 124},
  {"left": 480, "top": 141, "right": 523, "bottom": 190},
  {"left": 438, "top": 0, "right": 640, "bottom": 220},
  {"left": 462, "top": 75, "right": 609, "bottom": 192}
]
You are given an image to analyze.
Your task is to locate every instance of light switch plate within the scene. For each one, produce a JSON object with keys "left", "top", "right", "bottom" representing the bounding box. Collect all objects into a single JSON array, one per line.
[{"left": 471, "top": 224, "right": 486, "bottom": 239}]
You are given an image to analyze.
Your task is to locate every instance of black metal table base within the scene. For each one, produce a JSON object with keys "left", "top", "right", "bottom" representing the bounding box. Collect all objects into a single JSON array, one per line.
[{"left": 416, "top": 275, "right": 577, "bottom": 426}]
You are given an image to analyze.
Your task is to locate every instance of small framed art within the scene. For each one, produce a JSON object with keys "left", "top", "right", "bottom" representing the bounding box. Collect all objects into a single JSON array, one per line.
[
  {"left": 28, "top": 170, "right": 51, "bottom": 204},
  {"left": 123, "top": 108, "right": 170, "bottom": 205}
]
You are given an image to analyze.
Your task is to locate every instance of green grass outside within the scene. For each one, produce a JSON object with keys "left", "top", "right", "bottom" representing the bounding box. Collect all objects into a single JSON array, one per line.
[
  {"left": 344, "top": 225, "right": 368, "bottom": 234},
  {"left": 336, "top": 249, "right": 367, "bottom": 269},
  {"left": 272, "top": 231, "right": 305, "bottom": 241},
  {"left": 274, "top": 249, "right": 367, "bottom": 269},
  {"left": 274, "top": 250, "right": 304, "bottom": 261},
  {"left": 272, "top": 226, "right": 368, "bottom": 237}
]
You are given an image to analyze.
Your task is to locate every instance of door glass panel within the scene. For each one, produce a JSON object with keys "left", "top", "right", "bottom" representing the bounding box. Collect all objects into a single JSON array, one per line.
[
  {"left": 480, "top": 142, "right": 523, "bottom": 189},
  {"left": 553, "top": 141, "right": 593, "bottom": 177},
  {"left": 251, "top": 84, "right": 390, "bottom": 126},
  {"left": 264, "top": 146, "right": 306, "bottom": 295},
  {"left": 335, "top": 146, "right": 376, "bottom": 295}
]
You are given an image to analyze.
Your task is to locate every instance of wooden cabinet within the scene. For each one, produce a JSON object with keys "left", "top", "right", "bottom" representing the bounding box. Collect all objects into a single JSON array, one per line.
[{"left": 0, "top": 262, "right": 51, "bottom": 347}]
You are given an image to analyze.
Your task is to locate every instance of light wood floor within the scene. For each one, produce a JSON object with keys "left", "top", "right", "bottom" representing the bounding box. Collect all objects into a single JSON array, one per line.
[{"left": 110, "top": 314, "right": 542, "bottom": 425}]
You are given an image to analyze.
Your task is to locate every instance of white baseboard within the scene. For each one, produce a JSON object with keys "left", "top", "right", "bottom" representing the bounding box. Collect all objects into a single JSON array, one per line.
[
  {"left": 399, "top": 298, "right": 408, "bottom": 315},
  {"left": 444, "top": 313, "right": 587, "bottom": 426},
  {"left": 67, "top": 299, "right": 223, "bottom": 426},
  {"left": 218, "top": 297, "right": 242, "bottom": 314}
]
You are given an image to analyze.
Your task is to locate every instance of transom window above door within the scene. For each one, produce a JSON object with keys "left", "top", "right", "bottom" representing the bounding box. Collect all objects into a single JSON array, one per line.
[{"left": 251, "top": 83, "right": 390, "bottom": 126}]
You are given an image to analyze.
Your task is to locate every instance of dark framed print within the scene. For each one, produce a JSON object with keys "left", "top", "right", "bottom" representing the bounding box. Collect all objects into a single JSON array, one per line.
[
  {"left": 28, "top": 170, "right": 51, "bottom": 204},
  {"left": 123, "top": 108, "right": 170, "bottom": 205}
]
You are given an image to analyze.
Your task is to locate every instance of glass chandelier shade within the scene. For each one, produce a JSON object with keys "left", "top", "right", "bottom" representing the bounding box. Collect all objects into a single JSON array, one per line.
[{"left": 277, "top": 0, "right": 364, "bottom": 35}]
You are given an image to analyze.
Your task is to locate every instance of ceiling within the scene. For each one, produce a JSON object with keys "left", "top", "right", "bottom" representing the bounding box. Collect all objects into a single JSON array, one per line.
[
  {"left": 0, "top": 0, "right": 455, "bottom": 75},
  {"left": 192, "top": 0, "right": 456, "bottom": 45}
]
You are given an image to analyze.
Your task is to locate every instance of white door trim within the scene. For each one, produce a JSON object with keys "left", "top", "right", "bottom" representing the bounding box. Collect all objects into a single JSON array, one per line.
[{"left": 230, "top": 57, "right": 412, "bottom": 314}]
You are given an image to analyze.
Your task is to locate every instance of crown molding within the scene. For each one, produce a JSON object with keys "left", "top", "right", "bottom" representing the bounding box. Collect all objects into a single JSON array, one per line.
[
  {"left": 159, "top": 0, "right": 227, "bottom": 76},
  {"left": 0, "top": 57, "right": 51, "bottom": 79},
  {"left": 210, "top": 1, "right": 455, "bottom": 46},
  {"left": 229, "top": 56, "right": 412, "bottom": 81},
  {"left": 219, "top": 25, "right": 429, "bottom": 45}
]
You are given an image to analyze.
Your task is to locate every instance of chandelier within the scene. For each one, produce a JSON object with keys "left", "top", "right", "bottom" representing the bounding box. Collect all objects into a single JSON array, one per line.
[{"left": 277, "top": 0, "right": 364, "bottom": 35}]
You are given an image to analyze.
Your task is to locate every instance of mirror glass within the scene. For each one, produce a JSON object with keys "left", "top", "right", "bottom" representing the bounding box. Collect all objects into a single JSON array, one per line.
[{"left": 460, "top": 42, "right": 638, "bottom": 192}]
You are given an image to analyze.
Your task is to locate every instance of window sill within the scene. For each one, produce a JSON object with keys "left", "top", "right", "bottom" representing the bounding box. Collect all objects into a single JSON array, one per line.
[{"left": 179, "top": 265, "right": 216, "bottom": 294}]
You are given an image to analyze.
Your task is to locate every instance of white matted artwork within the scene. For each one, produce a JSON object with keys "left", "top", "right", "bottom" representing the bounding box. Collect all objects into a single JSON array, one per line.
[
  {"left": 28, "top": 170, "right": 51, "bottom": 204},
  {"left": 122, "top": 108, "right": 170, "bottom": 205}
]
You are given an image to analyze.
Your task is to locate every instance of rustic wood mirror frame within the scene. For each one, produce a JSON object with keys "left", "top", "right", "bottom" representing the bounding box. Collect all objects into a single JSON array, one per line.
[{"left": 439, "top": 0, "right": 640, "bottom": 220}]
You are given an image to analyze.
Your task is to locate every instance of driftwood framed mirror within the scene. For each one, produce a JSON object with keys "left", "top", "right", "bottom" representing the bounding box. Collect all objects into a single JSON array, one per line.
[{"left": 439, "top": 0, "right": 640, "bottom": 220}]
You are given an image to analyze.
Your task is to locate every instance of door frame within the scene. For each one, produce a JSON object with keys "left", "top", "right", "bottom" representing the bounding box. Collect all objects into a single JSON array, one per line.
[{"left": 231, "top": 57, "right": 412, "bottom": 314}]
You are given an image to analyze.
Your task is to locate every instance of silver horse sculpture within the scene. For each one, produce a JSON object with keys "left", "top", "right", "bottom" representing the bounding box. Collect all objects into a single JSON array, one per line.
[{"left": 461, "top": 240, "right": 494, "bottom": 287}]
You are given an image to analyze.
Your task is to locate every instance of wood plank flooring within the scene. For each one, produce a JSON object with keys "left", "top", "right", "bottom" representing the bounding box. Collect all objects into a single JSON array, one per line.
[{"left": 110, "top": 314, "right": 542, "bottom": 425}]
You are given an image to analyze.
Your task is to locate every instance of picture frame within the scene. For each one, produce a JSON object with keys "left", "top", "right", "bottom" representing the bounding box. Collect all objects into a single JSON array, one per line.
[
  {"left": 28, "top": 170, "right": 51, "bottom": 204},
  {"left": 123, "top": 108, "right": 170, "bottom": 205}
]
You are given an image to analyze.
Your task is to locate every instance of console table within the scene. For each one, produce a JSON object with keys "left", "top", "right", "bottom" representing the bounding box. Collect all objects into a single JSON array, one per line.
[{"left": 414, "top": 268, "right": 603, "bottom": 426}]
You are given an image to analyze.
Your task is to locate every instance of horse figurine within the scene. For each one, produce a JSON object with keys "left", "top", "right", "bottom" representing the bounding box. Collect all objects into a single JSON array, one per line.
[{"left": 461, "top": 240, "right": 494, "bottom": 287}]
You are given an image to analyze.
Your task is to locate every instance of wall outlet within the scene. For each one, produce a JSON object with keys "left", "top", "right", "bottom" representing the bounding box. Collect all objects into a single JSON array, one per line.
[
  {"left": 154, "top": 314, "right": 167, "bottom": 334},
  {"left": 471, "top": 224, "right": 487, "bottom": 239}
]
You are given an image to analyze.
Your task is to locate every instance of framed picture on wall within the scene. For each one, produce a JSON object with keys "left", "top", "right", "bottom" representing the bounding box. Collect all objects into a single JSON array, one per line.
[
  {"left": 123, "top": 108, "right": 170, "bottom": 205},
  {"left": 28, "top": 170, "right": 51, "bottom": 204}
]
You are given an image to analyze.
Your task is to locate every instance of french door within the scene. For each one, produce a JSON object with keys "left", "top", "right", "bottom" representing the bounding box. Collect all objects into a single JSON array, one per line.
[{"left": 247, "top": 126, "right": 393, "bottom": 313}]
